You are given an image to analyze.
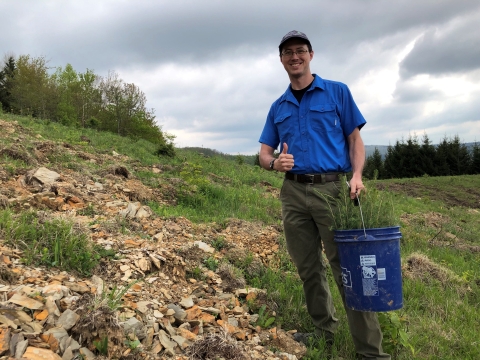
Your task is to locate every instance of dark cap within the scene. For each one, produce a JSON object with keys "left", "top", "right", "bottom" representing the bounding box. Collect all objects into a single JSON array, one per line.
[{"left": 279, "top": 30, "right": 311, "bottom": 52}]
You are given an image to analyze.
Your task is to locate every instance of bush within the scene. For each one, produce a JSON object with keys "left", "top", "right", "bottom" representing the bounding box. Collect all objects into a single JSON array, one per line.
[{"left": 155, "top": 142, "right": 175, "bottom": 157}]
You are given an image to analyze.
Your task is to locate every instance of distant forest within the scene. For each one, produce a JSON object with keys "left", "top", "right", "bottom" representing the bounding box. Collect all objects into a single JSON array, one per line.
[
  {"left": 363, "top": 134, "right": 480, "bottom": 179},
  {"left": 0, "top": 54, "right": 175, "bottom": 156}
]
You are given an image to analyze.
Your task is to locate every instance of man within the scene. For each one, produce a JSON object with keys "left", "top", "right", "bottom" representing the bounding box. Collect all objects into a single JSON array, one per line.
[{"left": 258, "top": 30, "right": 390, "bottom": 360}]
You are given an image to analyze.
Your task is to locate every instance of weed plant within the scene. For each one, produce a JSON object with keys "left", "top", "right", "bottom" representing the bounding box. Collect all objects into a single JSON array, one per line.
[{"left": 94, "top": 280, "right": 138, "bottom": 311}]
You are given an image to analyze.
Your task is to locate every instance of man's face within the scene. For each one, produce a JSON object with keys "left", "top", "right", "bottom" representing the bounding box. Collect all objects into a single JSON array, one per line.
[{"left": 279, "top": 39, "right": 314, "bottom": 79}]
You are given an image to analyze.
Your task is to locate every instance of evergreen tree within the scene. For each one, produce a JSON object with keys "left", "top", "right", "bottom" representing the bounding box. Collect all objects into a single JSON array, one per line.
[
  {"left": 0, "top": 55, "right": 16, "bottom": 112},
  {"left": 403, "top": 134, "right": 422, "bottom": 177},
  {"left": 446, "top": 135, "right": 471, "bottom": 175},
  {"left": 471, "top": 142, "right": 480, "bottom": 174},
  {"left": 383, "top": 141, "right": 403, "bottom": 178},
  {"left": 419, "top": 133, "right": 436, "bottom": 176},
  {"left": 434, "top": 136, "right": 450, "bottom": 176},
  {"left": 364, "top": 147, "right": 384, "bottom": 179}
]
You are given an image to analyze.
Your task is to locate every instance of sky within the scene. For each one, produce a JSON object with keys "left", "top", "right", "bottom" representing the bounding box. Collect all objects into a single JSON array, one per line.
[{"left": 1, "top": 0, "right": 480, "bottom": 155}]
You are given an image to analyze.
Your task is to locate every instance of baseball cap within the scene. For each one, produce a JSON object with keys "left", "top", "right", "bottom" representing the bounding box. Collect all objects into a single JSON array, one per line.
[{"left": 279, "top": 30, "right": 311, "bottom": 52}]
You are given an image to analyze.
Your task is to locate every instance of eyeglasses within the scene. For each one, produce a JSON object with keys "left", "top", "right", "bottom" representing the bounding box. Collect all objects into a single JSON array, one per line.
[{"left": 281, "top": 49, "right": 309, "bottom": 58}]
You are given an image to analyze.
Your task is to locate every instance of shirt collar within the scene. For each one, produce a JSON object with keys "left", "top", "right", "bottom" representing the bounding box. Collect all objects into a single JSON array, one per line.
[{"left": 279, "top": 74, "right": 325, "bottom": 103}]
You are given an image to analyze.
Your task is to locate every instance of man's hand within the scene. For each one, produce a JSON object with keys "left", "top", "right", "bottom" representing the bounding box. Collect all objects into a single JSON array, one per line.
[
  {"left": 275, "top": 142, "right": 294, "bottom": 172},
  {"left": 349, "top": 176, "right": 365, "bottom": 199}
]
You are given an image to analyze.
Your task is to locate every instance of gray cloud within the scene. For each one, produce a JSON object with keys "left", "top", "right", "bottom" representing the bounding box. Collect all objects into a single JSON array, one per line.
[
  {"left": 1, "top": 0, "right": 479, "bottom": 154},
  {"left": 400, "top": 11, "right": 480, "bottom": 78}
]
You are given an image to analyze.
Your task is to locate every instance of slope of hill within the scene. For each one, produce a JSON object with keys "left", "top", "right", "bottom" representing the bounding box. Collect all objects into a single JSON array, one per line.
[{"left": 0, "top": 113, "right": 479, "bottom": 360}]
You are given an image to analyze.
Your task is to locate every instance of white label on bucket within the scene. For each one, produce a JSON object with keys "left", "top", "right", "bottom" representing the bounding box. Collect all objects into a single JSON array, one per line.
[
  {"left": 377, "top": 268, "right": 386, "bottom": 280},
  {"left": 362, "top": 278, "right": 379, "bottom": 296},
  {"left": 360, "top": 255, "right": 376, "bottom": 266}
]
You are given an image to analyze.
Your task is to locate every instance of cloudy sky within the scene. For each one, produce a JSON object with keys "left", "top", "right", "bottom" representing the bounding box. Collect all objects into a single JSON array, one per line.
[{"left": 1, "top": 0, "right": 480, "bottom": 154}]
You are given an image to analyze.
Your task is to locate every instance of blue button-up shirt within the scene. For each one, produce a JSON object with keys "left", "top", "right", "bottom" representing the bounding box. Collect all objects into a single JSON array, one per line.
[{"left": 259, "top": 74, "right": 366, "bottom": 174}]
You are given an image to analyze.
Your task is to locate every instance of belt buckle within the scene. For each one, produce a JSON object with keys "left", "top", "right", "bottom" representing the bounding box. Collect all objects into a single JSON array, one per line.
[{"left": 305, "top": 174, "right": 315, "bottom": 185}]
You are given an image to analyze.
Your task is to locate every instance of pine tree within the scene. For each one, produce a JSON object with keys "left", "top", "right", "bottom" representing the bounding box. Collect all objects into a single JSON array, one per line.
[
  {"left": 0, "top": 55, "right": 16, "bottom": 112},
  {"left": 446, "top": 135, "right": 471, "bottom": 175},
  {"left": 470, "top": 142, "right": 480, "bottom": 174},
  {"left": 419, "top": 133, "right": 436, "bottom": 176},
  {"left": 364, "top": 147, "right": 384, "bottom": 179},
  {"left": 383, "top": 141, "right": 403, "bottom": 178},
  {"left": 434, "top": 136, "right": 450, "bottom": 176},
  {"left": 403, "top": 134, "right": 422, "bottom": 177}
]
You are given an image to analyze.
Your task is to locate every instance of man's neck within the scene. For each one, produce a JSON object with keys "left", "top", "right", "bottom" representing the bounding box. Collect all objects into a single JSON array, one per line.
[{"left": 289, "top": 73, "right": 315, "bottom": 90}]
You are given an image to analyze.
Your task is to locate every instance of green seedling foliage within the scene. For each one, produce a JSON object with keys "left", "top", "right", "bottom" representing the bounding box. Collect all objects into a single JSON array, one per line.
[
  {"left": 203, "top": 256, "right": 219, "bottom": 271},
  {"left": 93, "top": 336, "right": 108, "bottom": 355},
  {"left": 95, "top": 280, "right": 138, "bottom": 311},
  {"left": 255, "top": 304, "right": 276, "bottom": 328},
  {"left": 211, "top": 236, "right": 227, "bottom": 251},
  {"left": 125, "top": 339, "right": 141, "bottom": 350},
  {"left": 320, "top": 175, "right": 399, "bottom": 230},
  {"left": 378, "top": 311, "right": 414, "bottom": 357}
]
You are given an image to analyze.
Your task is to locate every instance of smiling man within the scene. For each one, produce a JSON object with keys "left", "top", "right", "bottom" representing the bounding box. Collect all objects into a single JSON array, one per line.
[{"left": 258, "top": 30, "right": 390, "bottom": 359}]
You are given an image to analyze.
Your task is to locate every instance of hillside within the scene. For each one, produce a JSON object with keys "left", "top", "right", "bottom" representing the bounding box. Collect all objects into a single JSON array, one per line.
[{"left": 0, "top": 113, "right": 479, "bottom": 360}]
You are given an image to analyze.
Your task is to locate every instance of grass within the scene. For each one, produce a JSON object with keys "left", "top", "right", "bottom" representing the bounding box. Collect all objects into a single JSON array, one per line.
[
  {"left": 1, "top": 114, "right": 479, "bottom": 359},
  {"left": 0, "top": 209, "right": 101, "bottom": 275}
]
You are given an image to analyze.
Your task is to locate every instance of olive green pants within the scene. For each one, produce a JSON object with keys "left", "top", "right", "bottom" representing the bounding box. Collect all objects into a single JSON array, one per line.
[{"left": 280, "top": 179, "right": 390, "bottom": 360}]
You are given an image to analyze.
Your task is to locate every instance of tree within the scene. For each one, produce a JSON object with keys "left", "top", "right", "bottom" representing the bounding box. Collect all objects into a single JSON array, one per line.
[
  {"left": 434, "top": 136, "right": 450, "bottom": 176},
  {"left": 9, "top": 55, "right": 57, "bottom": 119},
  {"left": 471, "top": 142, "right": 480, "bottom": 174},
  {"left": 419, "top": 133, "right": 436, "bottom": 176},
  {"left": 53, "top": 64, "right": 81, "bottom": 126},
  {"left": 403, "top": 134, "right": 422, "bottom": 177},
  {"left": 446, "top": 135, "right": 470, "bottom": 175},
  {"left": 52, "top": 65, "right": 101, "bottom": 127},
  {"left": 383, "top": 140, "right": 408, "bottom": 179},
  {"left": 364, "top": 147, "right": 384, "bottom": 179},
  {"left": 0, "top": 55, "right": 16, "bottom": 112},
  {"left": 78, "top": 69, "right": 101, "bottom": 128}
]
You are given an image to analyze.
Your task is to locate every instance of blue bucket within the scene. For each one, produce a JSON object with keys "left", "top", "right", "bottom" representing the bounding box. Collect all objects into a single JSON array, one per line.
[{"left": 334, "top": 226, "right": 403, "bottom": 312}]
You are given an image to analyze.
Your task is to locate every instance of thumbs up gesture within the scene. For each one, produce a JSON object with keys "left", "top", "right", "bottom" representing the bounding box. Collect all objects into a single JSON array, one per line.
[{"left": 277, "top": 142, "right": 294, "bottom": 172}]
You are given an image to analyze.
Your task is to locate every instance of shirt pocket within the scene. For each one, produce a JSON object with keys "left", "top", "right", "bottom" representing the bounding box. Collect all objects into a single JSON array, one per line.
[
  {"left": 274, "top": 112, "right": 294, "bottom": 138},
  {"left": 310, "top": 104, "right": 339, "bottom": 132}
]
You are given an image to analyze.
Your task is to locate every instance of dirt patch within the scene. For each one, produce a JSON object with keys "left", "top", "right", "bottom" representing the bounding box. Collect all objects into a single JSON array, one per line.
[
  {"left": 376, "top": 182, "right": 480, "bottom": 209},
  {"left": 124, "top": 180, "right": 154, "bottom": 202},
  {"left": 217, "top": 262, "right": 246, "bottom": 293},
  {"left": 71, "top": 296, "right": 124, "bottom": 358},
  {"left": 403, "top": 253, "right": 466, "bottom": 291},
  {"left": 0, "top": 145, "right": 37, "bottom": 165},
  {"left": 187, "top": 331, "right": 250, "bottom": 360},
  {"left": 0, "top": 263, "right": 18, "bottom": 284},
  {"left": 264, "top": 330, "right": 307, "bottom": 359},
  {"left": 400, "top": 212, "right": 449, "bottom": 229}
]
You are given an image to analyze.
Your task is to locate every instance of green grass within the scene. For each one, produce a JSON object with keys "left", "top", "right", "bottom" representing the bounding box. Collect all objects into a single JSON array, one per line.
[
  {"left": 0, "top": 209, "right": 101, "bottom": 275},
  {"left": 1, "top": 114, "right": 479, "bottom": 359}
]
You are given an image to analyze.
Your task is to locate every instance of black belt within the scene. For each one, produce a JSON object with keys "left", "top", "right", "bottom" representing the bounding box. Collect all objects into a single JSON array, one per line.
[{"left": 285, "top": 172, "right": 342, "bottom": 184}]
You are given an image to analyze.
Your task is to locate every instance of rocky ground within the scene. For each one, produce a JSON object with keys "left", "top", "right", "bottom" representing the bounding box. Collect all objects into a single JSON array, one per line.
[{"left": 0, "top": 119, "right": 307, "bottom": 359}]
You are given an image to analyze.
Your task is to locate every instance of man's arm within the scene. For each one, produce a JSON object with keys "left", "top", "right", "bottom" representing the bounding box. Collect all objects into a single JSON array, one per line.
[{"left": 347, "top": 127, "right": 366, "bottom": 198}]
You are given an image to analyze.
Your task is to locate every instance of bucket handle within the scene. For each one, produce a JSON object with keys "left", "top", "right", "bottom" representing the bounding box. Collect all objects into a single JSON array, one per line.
[{"left": 346, "top": 180, "right": 367, "bottom": 239}]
